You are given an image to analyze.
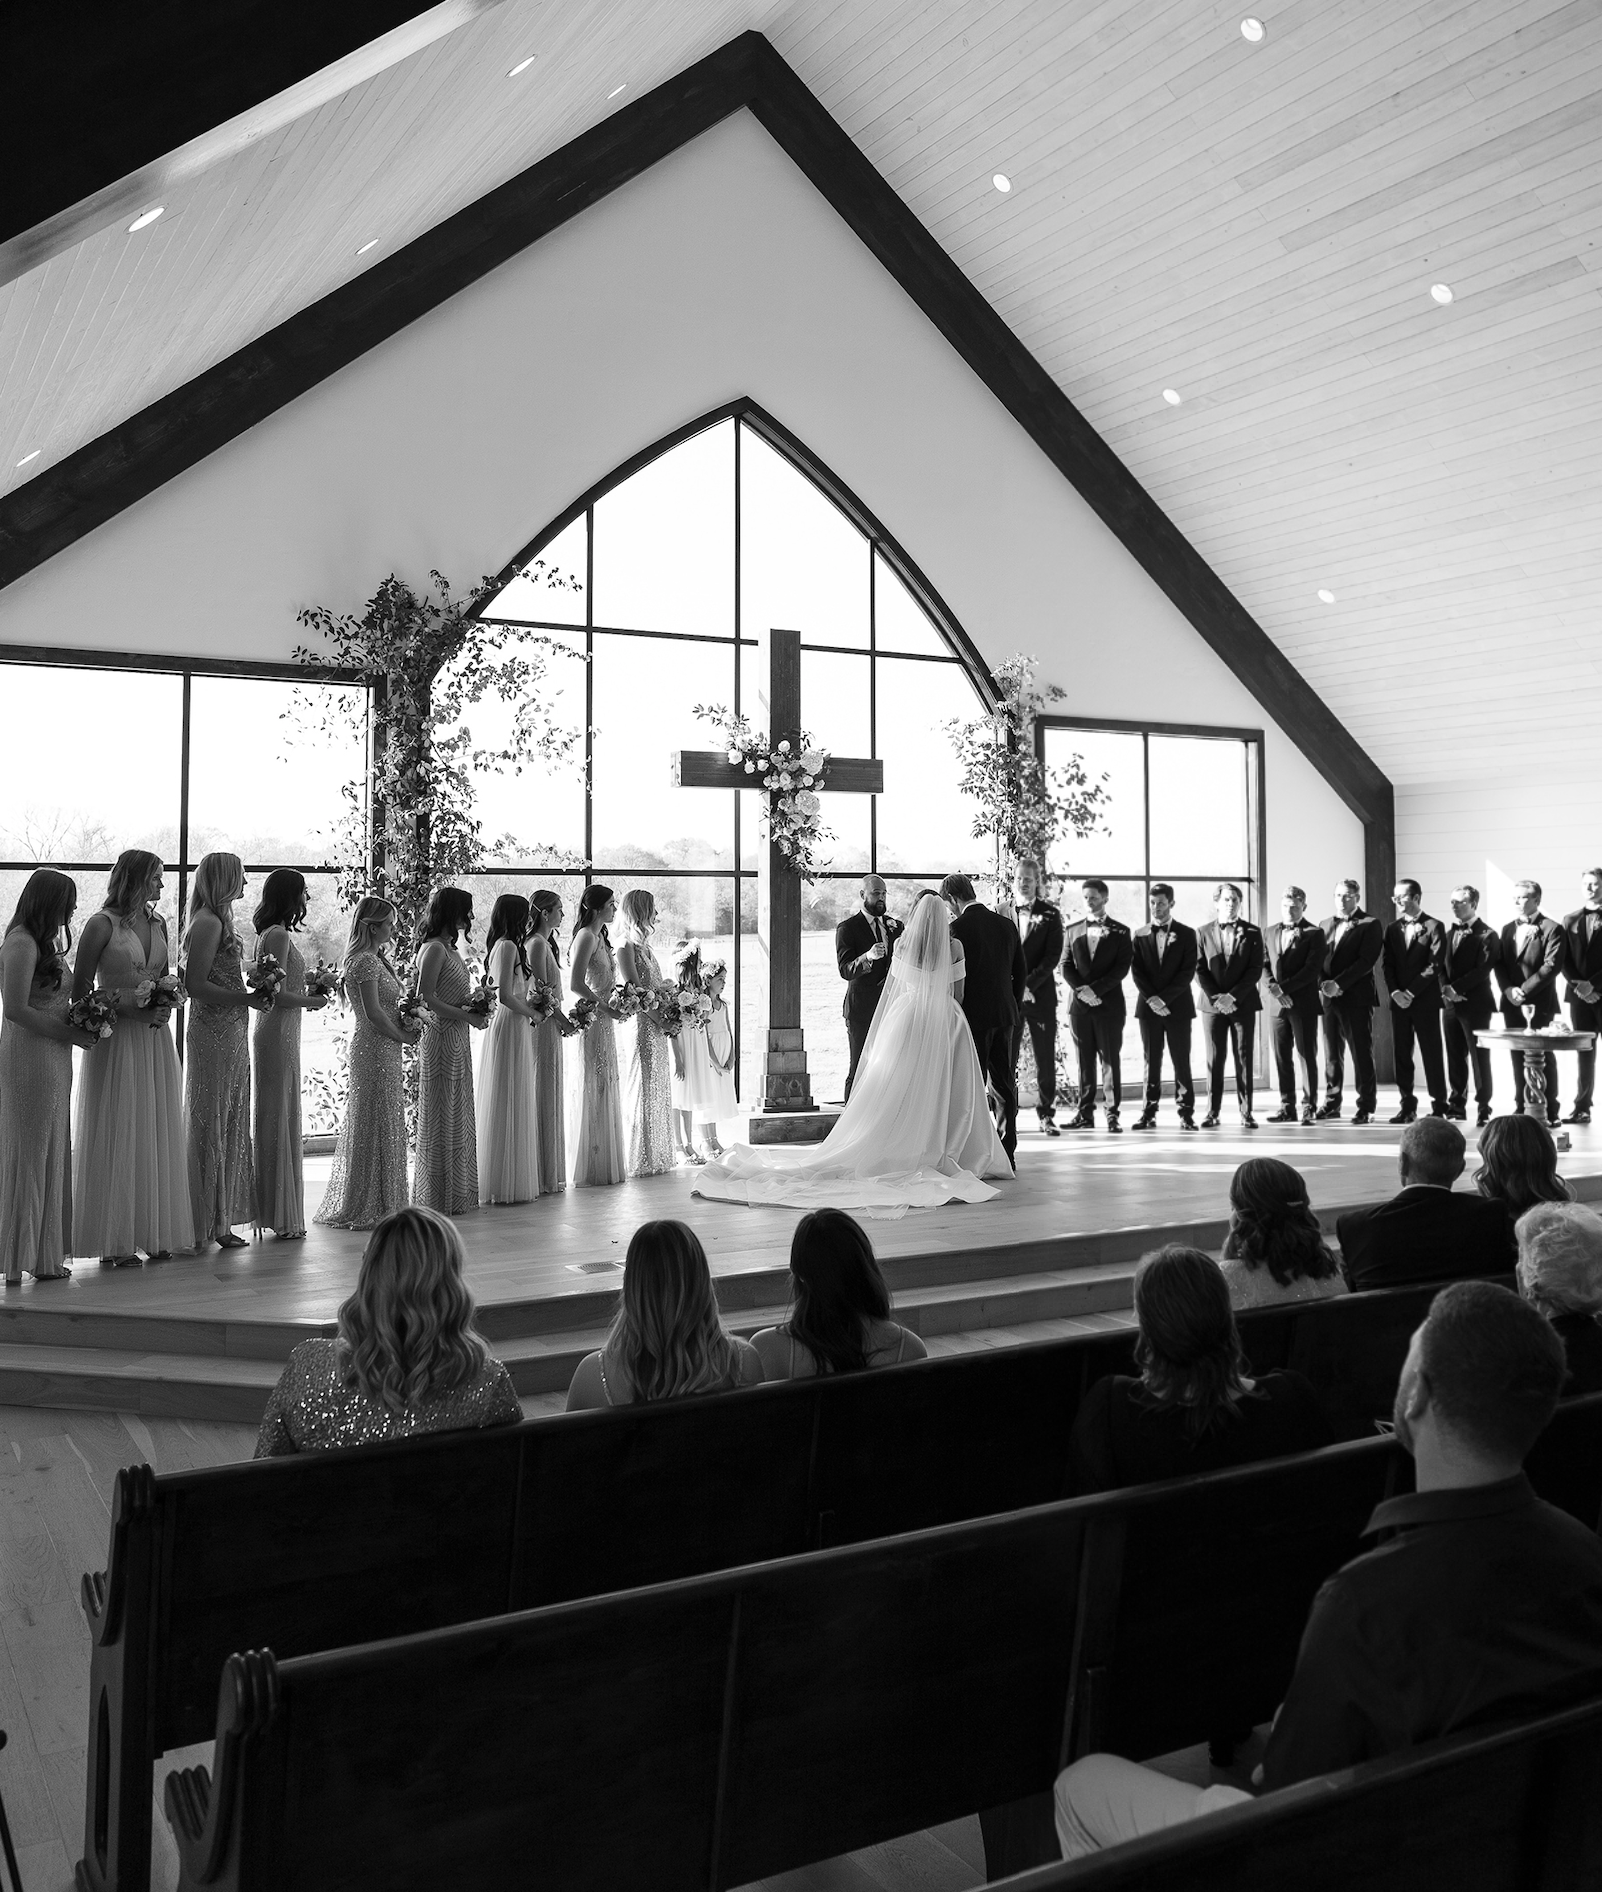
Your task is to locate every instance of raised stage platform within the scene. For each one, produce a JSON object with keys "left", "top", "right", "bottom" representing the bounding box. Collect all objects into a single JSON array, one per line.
[{"left": 3, "top": 1109, "right": 1598, "bottom": 1420}]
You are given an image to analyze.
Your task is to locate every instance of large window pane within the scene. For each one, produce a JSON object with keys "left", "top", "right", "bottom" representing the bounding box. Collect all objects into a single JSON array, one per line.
[
  {"left": 739, "top": 879, "right": 852, "bottom": 1109},
  {"left": 484, "top": 515, "right": 587, "bottom": 626},
  {"left": 1043, "top": 728, "right": 1143, "bottom": 878},
  {"left": 1149, "top": 735, "right": 1250, "bottom": 879},
  {"left": 798, "top": 647, "right": 871, "bottom": 863},
  {"left": 0, "top": 664, "right": 182, "bottom": 864},
  {"left": 874, "top": 554, "right": 952, "bottom": 659},
  {"left": 874, "top": 657, "right": 989, "bottom": 876},
  {"left": 741, "top": 430, "right": 868, "bottom": 650},
  {"left": 593, "top": 423, "right": 734, "bottom": 636}
]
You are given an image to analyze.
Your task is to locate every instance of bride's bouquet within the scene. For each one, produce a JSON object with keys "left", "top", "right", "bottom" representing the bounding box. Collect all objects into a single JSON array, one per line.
[
  {"left": 136, "top": 971, "right": 186, "bottom": 1013},
  {"left": 526, "top": 978, "right": 562, "bottom": 1024},
  {"left": 68, "top": 991, "right": 118, "bottom": 1042},
  {"left": 604, "top": 981, "right": 649, "bottom": 1022}
]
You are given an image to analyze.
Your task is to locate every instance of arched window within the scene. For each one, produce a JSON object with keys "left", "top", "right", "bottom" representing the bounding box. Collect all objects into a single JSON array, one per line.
[{"left": 462, "top": 403, "right": 994, "bottom": 1104}]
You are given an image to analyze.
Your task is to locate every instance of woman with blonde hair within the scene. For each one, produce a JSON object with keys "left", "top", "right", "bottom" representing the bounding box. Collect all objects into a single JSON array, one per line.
[
  {"left": 255, "top": 1204, "right": 520, "bottom": 1453},
  {"left": 314, "top": 896, "right": 421, "bottom": 1230},
  {"left": 182, "top": 851, "right": 272, "bottom": 1249},
  {"left": 565, "top": 1219, "right": 762, "bottom": 1408},
  {"left": 72, "top": 849, "right": 194, "bottom": 1263},
  {"left": 617, "top": 888, "right": 675, "bottom": 1177}
]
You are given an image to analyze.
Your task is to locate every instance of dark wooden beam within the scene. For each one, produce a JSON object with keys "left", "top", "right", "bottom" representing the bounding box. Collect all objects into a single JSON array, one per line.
[{"left": 672, "top": 753, "right": 883, "bottom": 793}]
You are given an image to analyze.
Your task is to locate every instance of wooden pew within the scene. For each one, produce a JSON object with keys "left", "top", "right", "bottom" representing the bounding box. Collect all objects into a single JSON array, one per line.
[{"left": 999, "top": 1693, "right": 1602, "bottom": 1890}]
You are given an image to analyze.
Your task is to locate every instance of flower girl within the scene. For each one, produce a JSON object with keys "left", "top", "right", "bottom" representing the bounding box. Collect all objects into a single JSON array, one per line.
[
  {"left": 689, "top": 959, "right": 737, "bottom": 1158},
  {"left": 669, "top": 941, "right": 706, "bottom": 1166}
]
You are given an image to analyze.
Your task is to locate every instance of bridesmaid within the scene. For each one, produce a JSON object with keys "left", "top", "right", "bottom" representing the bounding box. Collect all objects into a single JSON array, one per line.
[
  {"left": 315, "top": 896, "right": 420, "bottom": 1230},
  {"left": 413, "top": 886, "right": 486, "bottom": 1214},
  {"left": 1, "top": 871, "right": 100, "bottom": 1283},
  {"left": 617, "top": 888, "right": 675, "bottom": 1177},
  {"left": 476, "top": 893, "right": 541, "bottom": 1204},
  {"left": 528, "top": 890, "right": 576, "bottom": 1195},
  {"left": 570, "top": 884, "right": 627, "bottom": 1187},
  {"left": 183, "top": 852, "right": 271, "bottom": 1250},
  {"left": 251, "top": 870, "right": 330, "bottom": 1239},
  {"left": 73, "top": 850, "right": 194, "bottom": 1263}
]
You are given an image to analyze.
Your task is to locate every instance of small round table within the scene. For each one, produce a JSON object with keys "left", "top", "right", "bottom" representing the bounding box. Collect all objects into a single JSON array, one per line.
[{"left": 1475, "top": 1026, "right": 1596, "bottom": 1143}]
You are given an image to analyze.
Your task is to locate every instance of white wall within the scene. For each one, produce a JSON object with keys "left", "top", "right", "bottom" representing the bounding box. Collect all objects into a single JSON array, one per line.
[
  {"left": 0, "top": 111, "right": 1365, "bottom": 904},
  {"left": 1399, "top": 780, "right": 1600, "bottom": 929}
]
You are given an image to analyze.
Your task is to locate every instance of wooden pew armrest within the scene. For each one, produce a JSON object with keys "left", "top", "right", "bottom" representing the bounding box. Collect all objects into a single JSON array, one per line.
[
  {"left": 81, "top": 1463, "right": 155, "bottom": 1647},
  {"left": 164, "top": 1651, "right": 280, "bottom": 1891}
]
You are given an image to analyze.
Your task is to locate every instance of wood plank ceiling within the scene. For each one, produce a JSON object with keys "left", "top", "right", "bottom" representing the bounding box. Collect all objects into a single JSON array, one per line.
[{"left": 3, "top": 0, "right": 1600, "bottom": 787}]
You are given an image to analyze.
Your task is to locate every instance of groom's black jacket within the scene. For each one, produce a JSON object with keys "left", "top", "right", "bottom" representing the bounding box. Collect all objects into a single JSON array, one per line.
[{"left": 951, "top": 903, "right": 1027, "bottom": 1037}]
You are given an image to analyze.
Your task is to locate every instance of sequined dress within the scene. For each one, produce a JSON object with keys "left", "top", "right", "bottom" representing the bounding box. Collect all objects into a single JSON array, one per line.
[
  {"left": 625, "top": 942, "right": 674, "bottom": 1178},
  {"left": 529, "top": 934, "right": 566, "bottom": 1194},
  {"left": 0, "top": 964, "right": 74, "bottom": 1282},
  {"left": 73, "top": 914, "right": 194, "bottom": 1257},
  {"left": 314, "top": 948, "right": 409, "bottom": 1230},
  {"left": 413, "top": 942, "right": 479, "bottom": 1214},
  {"left": 253, "top": 1335, "right": 521, "bottom": 1455},
  {"left": 475, "top": 939, "right": 540, "bottom": 1204},
  {"left": 185, "top": 936, "right": 255, "bottom": 1245},
  {"left": 573, "top": 931, "right": 627, "bottom": 1187},
  {"left": 253, "top": 937, "right": 306, "bottom": 1236}
]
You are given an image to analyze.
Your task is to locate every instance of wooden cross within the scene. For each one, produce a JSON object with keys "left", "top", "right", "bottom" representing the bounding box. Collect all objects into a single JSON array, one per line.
[{"left": 672, "top": 627, "right": 883, "bottom": 1129}]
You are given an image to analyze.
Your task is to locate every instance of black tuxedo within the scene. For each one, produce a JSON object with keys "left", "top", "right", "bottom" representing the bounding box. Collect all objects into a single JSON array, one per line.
[
  {"left": 1320, "top": 910, "right": 1384, "bottom": 1113},
  {"left": 1196, "top": 920, "right": 1265, "bottom": 1115},
  {"left": 1562, "top": 906, "right": 1602, "bottom": 1114},
  {"left": 1132, "top": 920, "right": 1198, "bottom": 1119},
  {"left": 1263, "top": 918, "right": 1323, "bottom": 1111},
  {"left": 1062, "top": 915, "right": 1133, "bottom": 1116},
  {"left": 951, "top": 903, "right": 1026, "bottom": 1160},
  {"left": 836, "top": 909, "right": 904, "bottom": 1099},
  {"left": 1440, "top": 915, "right": 1499, "bottom": 1112},
  {"left": 1011, "top": 898, "right": 1064, "bottom": 1124},
  {"left": 1383, "top": 913, "right": 1447, "bottom": 1114},
  {"left": 1335, "top": 1186, "right": 1516, "bottom": 1294},
  {"left": 1498, "top": 914, "right": 1566, "bottom": 1117}
]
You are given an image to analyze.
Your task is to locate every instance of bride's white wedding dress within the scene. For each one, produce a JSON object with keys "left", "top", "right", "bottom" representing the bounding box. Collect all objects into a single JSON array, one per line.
[{"left": 692, "top": 896, "right": 1011, "bottom": 1218}]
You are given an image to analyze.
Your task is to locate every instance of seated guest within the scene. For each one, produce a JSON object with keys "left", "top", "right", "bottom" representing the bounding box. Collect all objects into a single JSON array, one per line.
[
  {"left": 566, "top": 1219, "right": 762, "bottom": 1409},
  {"left": 1475, "top": 1113, "right": 1573, "bottom": 1217},
  {"left": 1067, "top": 1245, "right": 1331, "bottom": 1493},
  {"left": 753, "top": 1207, "right": 928, "bottom": 1379},
  {"left": 255, "top": 1205, "right": 520, "bottom": 1456},
  {"left": 1054, "top": 1280, "right": 1602, "bottom": 1860},
  {"left": 1218, "top": 1158, "right": 1347, "bottom": 1309},
  {"left": 1335, "top": 1117, "right": 1515, "bottom": 1292},
  {"left": 1516, "top": 1200, "right": 1602, "bottom": 1395}
]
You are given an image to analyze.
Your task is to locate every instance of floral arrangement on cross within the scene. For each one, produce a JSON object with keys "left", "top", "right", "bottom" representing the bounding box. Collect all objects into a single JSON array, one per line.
[{"left": 693, "top": 705, "right": 833, "bottom": 881}]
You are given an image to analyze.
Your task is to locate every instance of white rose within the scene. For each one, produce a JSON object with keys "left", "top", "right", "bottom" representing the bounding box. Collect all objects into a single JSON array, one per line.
[
  {"left": 727, "top": 748, "right": 741, "bottom": 764},
  {"left": 744, "top": 760, "right": 755, "bottom": 773},
  {"left": 777, "top": 739, "right": 791, "bottom": 753},
  {"left": 800, "top": 750, "right": 823, "bottom": 774},
  {"left": 779, "top": 772, "right": 792, "bottom": 788}
]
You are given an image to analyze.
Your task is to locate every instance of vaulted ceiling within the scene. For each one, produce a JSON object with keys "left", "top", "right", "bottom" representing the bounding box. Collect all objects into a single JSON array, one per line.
[{"left": 4, "top": 0, "right": 1600, "bottom": 787}]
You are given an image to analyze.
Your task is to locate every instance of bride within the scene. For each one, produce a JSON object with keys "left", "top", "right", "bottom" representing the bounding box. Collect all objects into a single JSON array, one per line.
[{"left": 692, "top": 890, "right": 1012, "bottom": 1218}]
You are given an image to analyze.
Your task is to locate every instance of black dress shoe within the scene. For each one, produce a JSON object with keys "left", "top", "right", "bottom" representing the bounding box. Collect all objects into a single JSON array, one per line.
[
  {"left": 1299, "top": 1108, "right": 1316, "bottom": 1126},
  {"left": 1180, "top": 1116, "right": 1199, "bottom": 1132},
  {"left": 1041, "top": 1119, "right": 1061, "bottom": 1137},
  {"left": 1106, "top": 1114, "right": 1123, "bottom": 1135},
  {"left": 1241, "top": 1112, "right": 1258, "bottom": 1129},
  {"left": 1352, "top": 1110, "right": 1373, "bottom": 1125},
  {"left": 1066, "top": 1112, "right": 1095, "bottom": 1130},
  {"left": 1267, "top": 1107, "right": 1297, "bottom": 1124},
  {"left": 1565, "top": 1110, "right": 1592, "bottom": 1125},
  {"left": 1476, "top": 1106, "right": 1493, "bottom": 1127},
  {"left": 1547, "top": 1117, "right": 1562, "bottom": 1131},
  {"left": 1131, "top": 1112, "right": 1158, "bottom": 1131},
  {"left": 1200, "top": 1113, "right": 1221, "bottom": 1128},
  {"left": 1389, "top": 1108, "right": 1416, "bottom": 1125},
  {"left": 1314, "top": 1102, "right": 1342, "bottom": 1121},
  {"left": 1445, "top": 1105, "right": 1467, "bottom": 1121}
]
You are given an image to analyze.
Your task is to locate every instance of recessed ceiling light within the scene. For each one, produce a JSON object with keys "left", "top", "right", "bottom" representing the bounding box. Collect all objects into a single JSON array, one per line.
[
  {"left": 1430, "top": 282, "right": 1454, "bottom": 304},
  {"left": 507, "top": 56, "right": 535, "bottom": 77},
  {"left": 1162, "top": 388, "right": 1182, "bottom": 406},
  {"left": 607, "top": 83, "right": 627, "bottom": 99},
  {"left": 127, "top": 206, "right": 165, "bottom": 232},
  {"left": 992, "top": 172, "right": 1012, "bottom": 193},
  {"left": 1317, "top": 588, "right": 1336, "bottom": 604},
  {"left": 1240, "top": 17, "right": 1265, "bottom": 41},
  {"left": 16, "top": 450, "right": 41, "bottom": 467},
  {"left": 356, "top": 239, "right": 380, "bottom": 256}
]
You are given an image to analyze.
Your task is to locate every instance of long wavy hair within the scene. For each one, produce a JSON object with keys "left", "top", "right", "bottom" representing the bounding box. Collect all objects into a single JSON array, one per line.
[
  {"left": 619, "top": 888, "right": 656, "bottom": 939},
  {"left": 1220, "top": 1158, "right": 1339, "bottom": 1288},
  {"left": 252, "top": 869, "right": 308, "bottom": 935},
  {"left": 607, "top": 1221, "right": 742, "bottom": 1402},
  {"left": 103, "top": 848, "right": 164, "bottom": 918},
  {"left": 335, "top": 1206, "right": 489, "bottom": 1414},
  {"left": 344, "top": 896, "right": 397, "bottom": 972},
  {"left": 573, "top": 883, "right": 614, "bottom": 939},
  {"left": 485, "top": 894, "right": 532, "bottom": 981},
  {"left": 531, "top": 888, "right": 563, "bottom": 962},
  {"left": 1475, "top": 1116, "right": 1571, "bottom": 1217},
  {"left": 417, "top": 886, "right": 473, "bottom": 948},
  {"left": 3, "top": 869, "right": 76, "bottom": 991},
  {"left": 785, "top": 1209, "right": 894, "bottom": 1374},
  {"left": 184, "top": 851, "right": 244, "bottom": 955},
  {"left": 1132, "top": 1245, "right": 1253, "bottom": 1439}
]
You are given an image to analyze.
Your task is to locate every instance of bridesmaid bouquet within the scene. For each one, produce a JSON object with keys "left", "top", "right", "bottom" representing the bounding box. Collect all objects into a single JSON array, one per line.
[
  {"left": 305, "top": 960, "right": 343, "bottom": 1000},
  {"left": 398, "top": 990, "right": 426, "bottom": 1031},
  {"left": 526, "top": 978, "right": 562, "bottom": 1023},
  {"left": 68, "top": 992, "right": 119, "bottom": 1041},
  {"left": 249, "top": 952, "right": 286, "bottom": 1002},
  {"left": 463, "top": 963, "right": 495, "bottom": 1019},
  {"left": 644, "top": 988, "right": 684, "bottom": 1038},
  {"left": 570, "top": 996, "right": 599, "bottom": 1031},
  {"left": 604, "top": 981, "right": 649, "bottom": 1022},
  {"left": 676, "top": 988, "right": 714, "bottom": 1029},
  {"left": 136, "top": 971, "right": 186, "bottom": 1011}
]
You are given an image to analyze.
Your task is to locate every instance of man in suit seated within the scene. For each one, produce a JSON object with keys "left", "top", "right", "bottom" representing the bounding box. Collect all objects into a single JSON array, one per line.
[
  {"left": 1383, "top": 878, "right": 1448, "bottom": 1125},
  {"left": 835, "top": 875, "right": 904, "bottom": 1100},
  {"left": 942, "top": 874, "right": 1026, "bottom": 1165},
  {"left": 1194, "top": 882, "right": 1264, "bottom": 1130},
  {"left": 1560, "top": 867, "right": 1602, "bottom": 1126},
  {"left": 1061, "top": 878, "right": 1133, "bottom": 1134},
  {"left": 1263, "top": 884, "right": 1323, "bottom": 1125},
  {"left": 1052, "top": 1280, "right": 1602, "bottom": 1861},
  {"left": 1439, "top": 884, "right": 1499, "bottom": 1127},
  {"left": 1130, "top": 883, "right": 1198, "bottom": 1131},
  {"left": 1335, "top": 1117, "right": 1515, "bottom": 1292},
  {"left": 1497, "top": 879, "right": 1566, "bottom": 1126},
  {"left": 1011, "top": 860, "right": 1065, "bottom": 1137}
]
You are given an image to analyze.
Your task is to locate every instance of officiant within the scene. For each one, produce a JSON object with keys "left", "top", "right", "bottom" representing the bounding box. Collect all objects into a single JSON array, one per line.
[{"left": 837, "top": 875, "right": 904, "bottom": 1098}]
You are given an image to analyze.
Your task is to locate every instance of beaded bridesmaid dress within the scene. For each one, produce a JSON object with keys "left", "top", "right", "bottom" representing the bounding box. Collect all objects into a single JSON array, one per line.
[
  {"left": 0, "top": 968, "right": 74, "bottom": 1282},
  {"left": 185, "top": 937, "right": 255, "bottom": 1246},
  {"left": 625, "top": 942, "right": 674, "bottom": 1178},
  {"left": 314, "top": 948, "right": 409, "bottom": 1230},
  {"left": 529, "top": 934, "right": 566, "bottom": 1195},
  {"left": 475, "top": 938, "right": 540, "bottom": 1204},
  {"left": 413, "top": 943, "right": 479, "bottom": 1214},
  {"left": 573, "top": 931, "right": 627, "bottom": 1187},
  {"left": 253, "top": 937, "right": 306, "bottom": 1236},
  {"left": 74, "top": 913, "right": 194, "bottom": 1258}
]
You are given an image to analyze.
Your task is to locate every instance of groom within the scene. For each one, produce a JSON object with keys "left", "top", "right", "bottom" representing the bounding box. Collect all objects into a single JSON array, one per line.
[{"left": 942, "top": 874, "right": 1027, "bottom": 1165}]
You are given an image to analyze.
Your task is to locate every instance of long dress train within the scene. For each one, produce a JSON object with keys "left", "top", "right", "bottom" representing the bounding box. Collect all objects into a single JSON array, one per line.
[
  {"left": 314, "top": 948, "right": 409, "bottom": 1230},
  {"left": 573, "top": 932, "right": 627, "bottom": 1187},
  {"left": 413, "top": 943, "right": 478, "bottom": 1214},
  {"left": 253, "top": 938, "right": 306, "bottom": 1236},
  {"left": 0, "top": 974, "right": 74, "bottom": 1281},
  {"left": 476, "top": 939, "right": 540, "bottom": 1204},
  {"left": 625, "top": 941, "right": 674, "bottom": 1178},
  {"left": 186, "top": 938, "right": 255, "bottom": 1245},
  {"left": 529, "top": 935, "right": 566, "bottom": 1195}
]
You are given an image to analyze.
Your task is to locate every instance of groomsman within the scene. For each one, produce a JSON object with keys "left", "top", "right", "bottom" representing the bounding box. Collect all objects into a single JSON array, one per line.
[
  {"left": 1011, "top": 860, "right": 1065, "bottom": 1137},
  {"left": 1439, "top": 885, "right": 1499, "bottom": 1126},
  {"left": 1262, "top": 886, "right": 1323, "bottom": 1124},
  {"left": 1498, "top": 880, "right": 1565, "bottom": 1124},
  {"left": 1316, "top": 879, "right": 1384, "bottom": 1124},
  {"left": 1062, "top": 878, "right": 1133, "bottom": 1133},
  {"left": 1383, "top": 880, "right": 1448, "bottom": 1124},
  {"left": 1195, "top": 882, "right": 1264, "bottom": 1128},
  {"left": 1560, "top": 867, "right": 1602, "bottom": 1125},
  {"left": 1130, "top": 882, "right": 1198, "bottom": 1130}
]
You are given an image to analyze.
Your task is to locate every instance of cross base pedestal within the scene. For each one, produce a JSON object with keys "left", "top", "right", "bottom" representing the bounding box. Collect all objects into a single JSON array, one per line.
[
  {"left": 749, "top": 1110, "right": 841, "bottom": 1145},
  {"left": 749, "top": 1027, "right": 840, "bottom": 1143}
]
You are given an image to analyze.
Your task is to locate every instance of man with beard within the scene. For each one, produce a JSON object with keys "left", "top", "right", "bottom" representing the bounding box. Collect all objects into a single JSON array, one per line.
[{"left": 835, "top": 874, "right": 904, "bottom": 1100}]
